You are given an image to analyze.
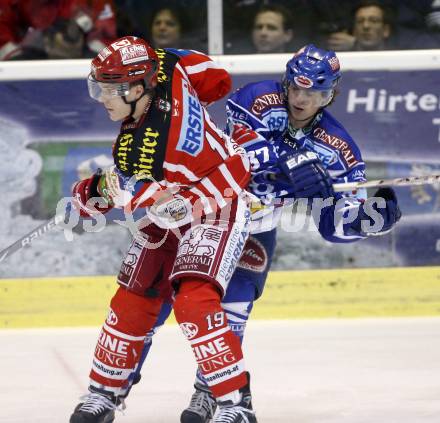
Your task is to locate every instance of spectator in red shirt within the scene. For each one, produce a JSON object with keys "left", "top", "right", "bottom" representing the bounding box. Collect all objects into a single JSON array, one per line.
[{"left": 0, "top": 0, "right": 117, "bottom": 60}]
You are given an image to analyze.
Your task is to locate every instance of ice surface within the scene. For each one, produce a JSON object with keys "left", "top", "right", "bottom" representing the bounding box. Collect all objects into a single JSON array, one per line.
[{"left": 1, "top": 318, "right": 440, "bottom": 422}]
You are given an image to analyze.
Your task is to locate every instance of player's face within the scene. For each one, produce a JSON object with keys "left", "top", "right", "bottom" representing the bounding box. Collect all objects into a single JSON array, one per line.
[
  {"left": 287, "top": 85, "right": 331, "bottom": 127},
  {"left": 252, "top": 11, "right": 292, "bottom": 53},
  {"left": 88, "top": 75, "right": 132, "bottom": 120},
  {"left": 88, "top": 77, "right": 145, "bottom": 121},
  {"left": 99, "top": 94, "right": 132, "bottom": 121}
]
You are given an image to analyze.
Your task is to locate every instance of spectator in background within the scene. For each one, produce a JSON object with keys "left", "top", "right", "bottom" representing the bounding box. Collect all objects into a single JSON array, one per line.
[
  {"left": 81, "top": 0, "right": 117, "bottom": 53},
  {"left": 113, "top": 2, "right": 206, "bottom": 51},
  {"left": 147, "top": 4, "right": 208, "bottom": 52},
  {"left": 326, "top": 0, "right": 394, "bottom": 51},
  {"left": 251, "top": 4, "right": 294, "bottom": 53},
  {"left": 149, "top": 6, "right": 184, "bottom": 49},
  {"left": 0, "top": 0, "right": 117, "bottom": 60}
]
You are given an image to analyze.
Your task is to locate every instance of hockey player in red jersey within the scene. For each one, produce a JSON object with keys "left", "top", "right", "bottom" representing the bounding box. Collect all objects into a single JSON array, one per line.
[{"left": 69, "top": 36, "right": 257, "bottom": 423}]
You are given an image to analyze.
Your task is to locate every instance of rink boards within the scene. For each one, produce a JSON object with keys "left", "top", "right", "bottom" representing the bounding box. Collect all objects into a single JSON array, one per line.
[{"left": 1, "top": 266, "right": 440, "bottom": 328}]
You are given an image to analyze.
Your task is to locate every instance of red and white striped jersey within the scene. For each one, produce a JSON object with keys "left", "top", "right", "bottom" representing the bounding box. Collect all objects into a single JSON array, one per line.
[{"left": 111, "top": 48, "right": 250, "bottom": 227}]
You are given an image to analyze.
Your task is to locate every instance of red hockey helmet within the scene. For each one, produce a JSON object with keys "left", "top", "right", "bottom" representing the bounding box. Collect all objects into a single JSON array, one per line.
[{"left": 88, "top": 36, "right": 159, "bottom": 100}]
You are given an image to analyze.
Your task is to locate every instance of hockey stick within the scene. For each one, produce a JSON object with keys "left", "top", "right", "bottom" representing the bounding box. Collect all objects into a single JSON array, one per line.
[
  {"left": 0, "top": 171, "right": 177, "bottom": 264},
  {"left": 0, "top": 213, "right": 66, "bottom": 263},
  {"left": 333, "top": 173, "right": 440, "bottom": 192},
  {"left": 2, "top": 173, "right": 439, "bottom": 263}
]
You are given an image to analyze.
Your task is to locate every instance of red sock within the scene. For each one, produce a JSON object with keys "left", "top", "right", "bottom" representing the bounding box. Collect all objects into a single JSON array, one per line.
[
  {"left": 89, "top": 287, "right": 163, "bottom": 395},
  {"left": 174, "top": 278, "right": 247, "bottom": 397}
]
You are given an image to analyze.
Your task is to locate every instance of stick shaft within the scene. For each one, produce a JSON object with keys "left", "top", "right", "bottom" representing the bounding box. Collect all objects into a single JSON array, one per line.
[
  {"left": 0, "top": 214, "right": 65, "bottom": 263},
  {"left": 333, "top": 174, "right": 440, "bottom": 192},
  {"left": 2, "top": 173, "right": 440, "bottom": 262}
]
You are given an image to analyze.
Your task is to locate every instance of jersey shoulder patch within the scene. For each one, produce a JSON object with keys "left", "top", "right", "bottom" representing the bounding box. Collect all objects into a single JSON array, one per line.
[
  {"left": 230, "top": 80, "right": 283, "bottom": 116},
  {"left": 312, "top": 110, "right": 363, "bottom": 169}
]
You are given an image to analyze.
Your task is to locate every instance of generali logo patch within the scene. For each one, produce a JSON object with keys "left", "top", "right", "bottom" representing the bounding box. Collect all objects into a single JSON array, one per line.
[
  {"left": 250, "top": 92, "right": 283, "bottom": 116},
  {"left": 180, "top": 322, "right": 199, "bottom": 339},
  {"left": 237, "top": 236, "right": 268, "bottom": 272},
  {"left": 106, "top": 308, "right": 118, "bottom": 326}
]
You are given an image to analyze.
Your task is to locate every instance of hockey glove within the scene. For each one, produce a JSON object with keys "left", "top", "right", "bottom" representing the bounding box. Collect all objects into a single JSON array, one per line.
[
  {"left": 277, "top": 149, "right": 335, "bottom": 200},
  {"left": 230, "top": 123, "right": 260, "bottom": 145},
  {"left": 249, "top": 165, "right": 294, "bottom": 201},
  {"left": 230, "top": 124, "right": 278, "bottom": 172},
  {"left": 350, "top": 187, "right": 402, "bottom": 236},
  {"left": 72, "top": 169, "right": 112, "bottom": 217}
]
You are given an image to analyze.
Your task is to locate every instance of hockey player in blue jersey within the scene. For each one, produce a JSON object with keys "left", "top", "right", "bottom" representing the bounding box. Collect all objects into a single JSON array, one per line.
[{"left": 124, "top": 45, "right": 402, "bottom": 423}]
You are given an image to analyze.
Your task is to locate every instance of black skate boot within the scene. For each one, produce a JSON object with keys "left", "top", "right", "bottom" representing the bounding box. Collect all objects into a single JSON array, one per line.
[
  {"left": 213, "top": 373, "right": 257, "bottom": 423},
  {"left": 70, "top": 391, "right": 123, "bottom": 423},
  {"left": 180, "top": 381, "right": 217, "bottom": 423}
]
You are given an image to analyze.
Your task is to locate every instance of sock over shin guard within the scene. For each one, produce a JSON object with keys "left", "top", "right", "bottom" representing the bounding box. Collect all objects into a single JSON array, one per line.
[
  {"left": 174, "top": 278, "right": 248, "bottom": 397},
  {"left": 89, "top": 287, "right": 163, "bottom": 395},
  {"left": 195, "top": 300, "right": 253, "bottom": 386}
]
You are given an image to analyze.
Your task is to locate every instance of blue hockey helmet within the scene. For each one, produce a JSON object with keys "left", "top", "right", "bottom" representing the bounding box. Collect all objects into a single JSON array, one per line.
[{"left": 284, "top": 44, "right": 341, "bottom": 92}]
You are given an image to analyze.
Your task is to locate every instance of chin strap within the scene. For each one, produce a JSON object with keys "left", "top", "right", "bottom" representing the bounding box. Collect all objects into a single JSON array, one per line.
[
  {"left": 122, "top": 82, "right": 153, "bottom": 118},
  {"left": 122, "top": 96, "right": 138, "bottom": 118}
]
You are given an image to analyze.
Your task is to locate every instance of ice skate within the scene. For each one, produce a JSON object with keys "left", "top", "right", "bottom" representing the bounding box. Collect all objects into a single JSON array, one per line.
[
  {"left": 180, "top": 381, "right": 217, "bottom": 423},
  {"left": 70, "top": 391, "right": 122, "bottom": 423},
  {"left": 213, "top": 375, "right": 256, "bottom": 423}
]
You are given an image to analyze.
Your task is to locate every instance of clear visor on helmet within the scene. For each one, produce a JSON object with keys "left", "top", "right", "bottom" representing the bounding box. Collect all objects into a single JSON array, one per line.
[
  {"left": 288, "top": 84, "right": 334, "bottom": 108},
  {"left": 87, "top": 73, "right": 131, "bottom": 100}
]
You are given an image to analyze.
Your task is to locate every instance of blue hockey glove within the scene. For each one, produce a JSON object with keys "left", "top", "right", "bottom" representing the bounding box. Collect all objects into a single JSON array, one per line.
[
  {"left": 350, "top": 187, "right": 402, "bottom": 236},
  {"left": 277, "top": 149, "right": 335, "bottom": 200},
  {"left": 249, "top": 165, "right": 296, "bottom": 201}
]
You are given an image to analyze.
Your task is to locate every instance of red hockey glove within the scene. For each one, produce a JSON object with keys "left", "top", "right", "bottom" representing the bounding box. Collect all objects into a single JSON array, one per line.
[
  {"left": 72, "top": 170, "right": 112, "bottom": 217},
  {"left": 230, "top": 124, "right": 260, "bottom": 145}
]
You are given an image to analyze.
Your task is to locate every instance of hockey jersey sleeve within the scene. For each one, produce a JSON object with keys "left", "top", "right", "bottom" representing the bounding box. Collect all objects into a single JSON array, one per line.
[
  {"left": 297, "top": 111, "right": 371, "bottom": 244},
  {"left": 124, "top": 150, "right": 250, "bottom": 229},
  {"left": 225, "top": 81, "right": 278, "bottom": 142},
  {"left": 167, "top": 48, "right": 232, "bottom": 105},
  {"left": 225, "top": 82, "right": 284, "bottom": 180}
]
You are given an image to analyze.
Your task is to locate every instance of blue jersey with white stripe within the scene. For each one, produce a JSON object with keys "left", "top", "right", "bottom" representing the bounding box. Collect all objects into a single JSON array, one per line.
[{"left": 226, "top": 79, "right": 368, "bottom": 243}]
